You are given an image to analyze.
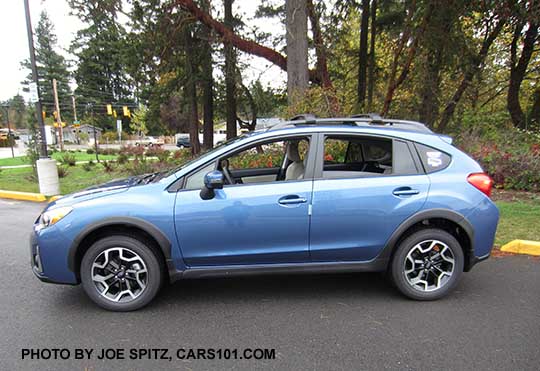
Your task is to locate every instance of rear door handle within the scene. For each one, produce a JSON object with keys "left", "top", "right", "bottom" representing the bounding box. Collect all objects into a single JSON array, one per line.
[
  {"left": 393, "top": 188, "right": 420, "bottom": 196},
  {"left": 278, "top": 195, "right": 307, "bottom": 205}
]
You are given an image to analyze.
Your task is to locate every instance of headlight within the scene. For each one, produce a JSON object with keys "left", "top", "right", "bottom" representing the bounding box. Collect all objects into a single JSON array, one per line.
[{"left": 39, "top": 206, "right": 73, "bottom": 229}]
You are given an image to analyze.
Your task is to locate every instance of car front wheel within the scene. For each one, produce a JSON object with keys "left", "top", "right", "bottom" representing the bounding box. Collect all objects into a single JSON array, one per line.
[
  {"left": 390, "top": 228, "right": 464, "bottom": 300},
  {"left": 80, "top": 235, "right": 163, "bottom": 311}
]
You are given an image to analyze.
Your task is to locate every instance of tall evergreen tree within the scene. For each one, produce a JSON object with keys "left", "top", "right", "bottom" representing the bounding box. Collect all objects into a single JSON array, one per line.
[
  {"left": 21, "top": 11, "right": 72, "bottom": 120},
  {"left": 69, "top": 0, "right": 133, "bottom": 126}
]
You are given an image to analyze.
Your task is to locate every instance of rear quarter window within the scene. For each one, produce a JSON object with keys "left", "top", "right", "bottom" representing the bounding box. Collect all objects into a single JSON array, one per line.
[{"left": 415, "top": 143, "right": 451, "bottom": 173}]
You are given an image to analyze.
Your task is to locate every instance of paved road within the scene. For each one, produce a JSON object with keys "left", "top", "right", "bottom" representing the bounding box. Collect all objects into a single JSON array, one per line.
[{"left": 1, "top": 199, "right": 539, "bottom": 370}]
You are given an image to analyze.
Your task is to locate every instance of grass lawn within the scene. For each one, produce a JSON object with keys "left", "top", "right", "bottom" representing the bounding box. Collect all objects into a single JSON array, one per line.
[
  {"left": 0, "top": 165, "right": 124, "bottom": 194},
  {"left": 495, "top": 201, "right": 540, "bottom": 246},
  {"left": 0, "top": 152, "right": 117, "bottom": 167}
]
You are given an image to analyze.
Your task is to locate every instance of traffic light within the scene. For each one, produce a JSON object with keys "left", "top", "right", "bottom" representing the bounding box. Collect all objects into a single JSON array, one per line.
[
  {"left": 113, "top": 109, "right": 117, "bottom": 118},
  {"left": 42, "top": 111, "right": 46, "bottom": 120},
  {"left": 107, "top": 104, "right": 113, "bottom": 115},
  {"left": 123, "top": 106, "right": 130, "bottom": 117},
  {"left": 53, "top": 111, "right": 58, "bottom": 119}
]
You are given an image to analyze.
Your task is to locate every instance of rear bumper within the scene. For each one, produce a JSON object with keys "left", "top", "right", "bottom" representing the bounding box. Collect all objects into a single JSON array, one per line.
[{"left": 463, "top": 197, "right": 499, "bottom": 270}]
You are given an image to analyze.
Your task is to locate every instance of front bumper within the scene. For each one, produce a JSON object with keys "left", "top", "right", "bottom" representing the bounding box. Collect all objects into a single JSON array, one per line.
[{"left": 29, "top": 227, "right": 79, "bottom": 285}]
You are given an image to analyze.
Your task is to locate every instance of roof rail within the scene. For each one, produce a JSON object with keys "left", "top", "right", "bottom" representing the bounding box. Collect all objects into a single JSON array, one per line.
[
  {"left": 268, "top": 115, "right": 432, "bottom": 133},
  {"left": 350, "top": 113, "right": 384, "bottom": 124},
  {"left": 290, "top": 113, "right": 317, "bottom": 124}
]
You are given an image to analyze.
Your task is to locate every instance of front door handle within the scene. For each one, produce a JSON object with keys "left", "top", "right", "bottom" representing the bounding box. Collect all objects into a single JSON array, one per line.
[
  {"left": 393, "top": 187, "right": 420, "bottom": 196},
  {"left": 278, "top": 195, "right": 307, "bottom": 205}
]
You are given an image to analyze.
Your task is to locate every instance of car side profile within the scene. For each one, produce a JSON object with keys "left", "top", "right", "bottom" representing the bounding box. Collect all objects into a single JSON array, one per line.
[{"left": 30, "top": 115, "right": 499, "bottom": 311}]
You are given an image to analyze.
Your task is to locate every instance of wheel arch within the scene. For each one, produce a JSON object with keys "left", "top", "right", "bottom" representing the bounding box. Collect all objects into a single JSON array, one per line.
[
  {"left": 68, "top": 217, "right": 174, "bottom": 282},
  {"left": 379, "top": 209, "right": 475, "bottom": 272}
]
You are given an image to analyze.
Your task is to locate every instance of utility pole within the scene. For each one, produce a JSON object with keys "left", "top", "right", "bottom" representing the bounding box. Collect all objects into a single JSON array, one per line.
[
  {"left": 23, "top": 0, "right": 48, "bottom": 159},
  {"left": 72, "top": 95, "right": 78, "bottom": 122},
  {"left": 72, "top": 95, "right": 79, "bottom": 144},
  {"left": 52, "top": 79, "right": 64, "bottom": 151},
  {"left": 23, "top": 0, "right": 59, "bottom": 196}
]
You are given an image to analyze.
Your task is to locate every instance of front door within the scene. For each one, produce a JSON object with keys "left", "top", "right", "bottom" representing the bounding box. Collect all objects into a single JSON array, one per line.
[{"left": 174, "top": 135, "right": 314, "bottom": 267}]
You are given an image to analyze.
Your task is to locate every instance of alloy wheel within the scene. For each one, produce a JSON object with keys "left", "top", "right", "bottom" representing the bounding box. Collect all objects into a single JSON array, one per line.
[
  {"left": 403, "top": 240, "right": 455, "bottom": 292},
  {"left": 91, "top": 247, "right": 148, "bottom": 303}
]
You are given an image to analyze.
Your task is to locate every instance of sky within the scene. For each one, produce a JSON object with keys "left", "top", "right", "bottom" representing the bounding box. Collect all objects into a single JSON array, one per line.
[{"left": 0, "top": 0, "right": 286, "bottom": 102}]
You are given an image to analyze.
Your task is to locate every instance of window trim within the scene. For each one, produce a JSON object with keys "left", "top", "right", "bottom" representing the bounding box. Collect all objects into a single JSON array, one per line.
[
  {"left": 314, "top": 133, "right": 425, "bottom": 180},
  {"left": 171, "top": 133, "right": 317, "bottom": 192}
]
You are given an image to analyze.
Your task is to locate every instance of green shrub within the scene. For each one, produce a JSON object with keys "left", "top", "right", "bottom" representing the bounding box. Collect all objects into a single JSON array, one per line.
[
  {"left": 59, "top": 153, "right": 77, "bottom": 166},
  {"left": 117, "top": 153, "right": 129, "bottom": 164},
  {"left": 86, "top": 148, "right": 94, "bottom": 154},
  {"left": 82, "top": 162, "right": 93, "bottom": 172},
  {"left": 456, "top": 128, "right": 540, "bottom": 192},
  {"left": 57, "top": 166, "right": 69, "bottom": 178},
  {"left": 101, "top": 160, "right": 115, "bottom": 173}
]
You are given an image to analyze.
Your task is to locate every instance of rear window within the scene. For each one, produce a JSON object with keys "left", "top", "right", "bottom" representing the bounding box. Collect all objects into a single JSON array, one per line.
[{"left": 415, "top": 143, "right": 451, "bottom": 173}]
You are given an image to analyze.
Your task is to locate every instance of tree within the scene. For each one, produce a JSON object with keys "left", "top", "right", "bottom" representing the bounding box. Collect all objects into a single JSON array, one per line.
[
  {"left": 381, "top": 1, "right": 433, "bottom": 116},
  {"left": 68, "top": 0, "right": 133, "bottom": 128},
  {"left": 201, "top": 0, "right": 214, "bottom": 149},
  {"left": 286, "top": 0, "right": 309, "bottom": 105},
  {"left": 21, "top": 11, "right": 71, "bottom": 120},
  {"left": 224, "top": 0, "right": 237, "bottom": 139},
  {"left": 357, "top": 0, "right": 370, "bottom": 110},
  {"left": 438, "top": 12, "right": 507, "bottom": 131},
  {"left": 507, "top": 1, "right": 539, "bottom": 129},
  {"left": 130, "top": 106, "right": 149, "bottom": 137}
]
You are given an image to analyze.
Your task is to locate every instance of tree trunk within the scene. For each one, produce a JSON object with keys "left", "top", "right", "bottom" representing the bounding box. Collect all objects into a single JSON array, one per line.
[
  {"left": 381, "top": 0, "right": 430, "bottom": 116},
  {"left": 306, "top": 0, "right": 339, "bottom": 113},
  {"left": 201, "top": 0, "right": 214, "bottom": 150},
  {"left": 507, "top": 21, "right": 539, "bottom": 129},
  {"left": 438, "top": 18, "right": 505, "bottom": 132},
  {"left": 306, "top": 0, "right": 332, "bottom": 90},
  {"left": 184, "top": 28, "right": 201, "bottom": 154},
  {"left": 224, "top": 0, "right": 237, "bottom": 139},
  {"left": 530, "top": 87, "right": 540, "bottom": 127},
  {"left": 357, "top": 0, "right": 370, "bottom": 110},
  {"left": 418, "top": 2, "right": 454, "bottom": 126},
  {"left": 286, "top": 0, "right": 309, "bottom": 106},
  {"left": 367, "top": 0, "right": 377, "bottom": 112}
]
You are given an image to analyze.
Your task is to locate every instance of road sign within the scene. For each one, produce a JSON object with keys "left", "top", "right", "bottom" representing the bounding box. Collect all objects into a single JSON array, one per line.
[{"left": 29, "top": 82, "right": 39, "bottom": 103}]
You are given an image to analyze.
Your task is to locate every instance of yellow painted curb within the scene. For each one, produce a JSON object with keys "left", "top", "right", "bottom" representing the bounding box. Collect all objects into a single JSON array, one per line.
[
  {"left": 48, "top": 195, "right": 62, "bottom": 202},
  {"left": 0, "top": 190, "right": 47, "bottom": 202},
  {"left": 500, "top": 240, "right": 540, "bottom": 256}
]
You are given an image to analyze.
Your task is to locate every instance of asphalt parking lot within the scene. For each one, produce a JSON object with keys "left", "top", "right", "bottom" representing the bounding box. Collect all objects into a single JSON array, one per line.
[{"left": 0, "top": 199, "right": 539, "bottom": 370}]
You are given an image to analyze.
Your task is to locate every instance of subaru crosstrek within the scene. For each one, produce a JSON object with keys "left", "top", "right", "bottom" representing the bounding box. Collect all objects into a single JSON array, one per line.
[{"left": 30, "top": 115, "right": 499, "bottom": 311}]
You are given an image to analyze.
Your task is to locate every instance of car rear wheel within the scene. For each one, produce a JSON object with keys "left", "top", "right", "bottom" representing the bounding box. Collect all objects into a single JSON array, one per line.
[
  {"left": 80, "top": 235, "right": 163, "bottom": 311},
  {"left": 390, "top": 228, "right": 464, "bottom": 300}
]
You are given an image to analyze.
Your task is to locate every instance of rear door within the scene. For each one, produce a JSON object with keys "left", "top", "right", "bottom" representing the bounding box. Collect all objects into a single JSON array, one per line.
[{"left": 309, "top": 133, "right": 429, "bottom": 262}]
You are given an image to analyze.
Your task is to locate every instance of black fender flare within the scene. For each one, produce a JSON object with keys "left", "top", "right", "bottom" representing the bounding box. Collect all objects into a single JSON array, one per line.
[
  {"left": 67, "top": 217, "right": 173, "bottom": 276},
  {"left": 377, "top": 208, "right": 475, "bottom": 268}
]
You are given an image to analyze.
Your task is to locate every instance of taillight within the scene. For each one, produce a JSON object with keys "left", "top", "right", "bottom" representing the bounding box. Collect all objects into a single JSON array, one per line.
[{"left": 467, "top": 173, "right": 493, "bottom": 197}]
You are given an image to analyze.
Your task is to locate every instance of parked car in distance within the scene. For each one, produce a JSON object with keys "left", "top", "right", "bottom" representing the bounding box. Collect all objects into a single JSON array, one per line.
[
  {"left": 135, "top": 136, "right": 164, "bottom": 147},
  {"left": 31, "top": 114, "right": 499, "bottom": 311},
  {"left": 176, "top": 136, "right": 191, "bottom": 148}
]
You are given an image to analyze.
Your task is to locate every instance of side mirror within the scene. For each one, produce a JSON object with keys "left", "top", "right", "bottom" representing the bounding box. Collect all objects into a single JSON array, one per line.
[{"left": 200, "top": 170, "right": 224, "bottom": 200}]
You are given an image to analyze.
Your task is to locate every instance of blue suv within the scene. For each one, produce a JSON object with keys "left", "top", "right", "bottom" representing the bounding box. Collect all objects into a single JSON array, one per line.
[{"left": 30, "top": 115, "right": 499, "bottom": 311}]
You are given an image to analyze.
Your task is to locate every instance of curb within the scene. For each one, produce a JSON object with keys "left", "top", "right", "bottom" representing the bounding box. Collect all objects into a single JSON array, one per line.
[
  {"left": 0, "top": 190, "right": 47, "bottom": 202},
  {"left": 500, "top": 240, "right": 540, "bottom": 256}
]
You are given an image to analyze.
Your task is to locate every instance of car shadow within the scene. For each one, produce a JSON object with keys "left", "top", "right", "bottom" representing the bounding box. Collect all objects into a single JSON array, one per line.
[{"left": 152, "top": 272, "right": 403, "bottom": 308}]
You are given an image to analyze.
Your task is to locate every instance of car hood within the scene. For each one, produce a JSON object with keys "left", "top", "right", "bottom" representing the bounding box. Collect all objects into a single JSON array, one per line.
[{"left": 47, "top": 175, "right": 148, "bottom": 209}]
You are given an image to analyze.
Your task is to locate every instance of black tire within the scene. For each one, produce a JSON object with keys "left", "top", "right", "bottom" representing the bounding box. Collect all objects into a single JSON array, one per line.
[
  {"left": 390, "top": 228, "right": 464, "bottom": 301},
  {"left": 80, "top": 235, "right": 163, "bottom": 311}
]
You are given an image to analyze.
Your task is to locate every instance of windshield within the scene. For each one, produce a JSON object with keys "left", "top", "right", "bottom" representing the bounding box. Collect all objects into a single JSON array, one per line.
[{"left": 163, "top": 134, "right": 249, "bottom": 177}]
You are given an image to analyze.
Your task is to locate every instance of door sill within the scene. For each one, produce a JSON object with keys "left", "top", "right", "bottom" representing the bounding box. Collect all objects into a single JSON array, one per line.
[{"left": 178, "top": 259, "right": 388, "bottom": 280}]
